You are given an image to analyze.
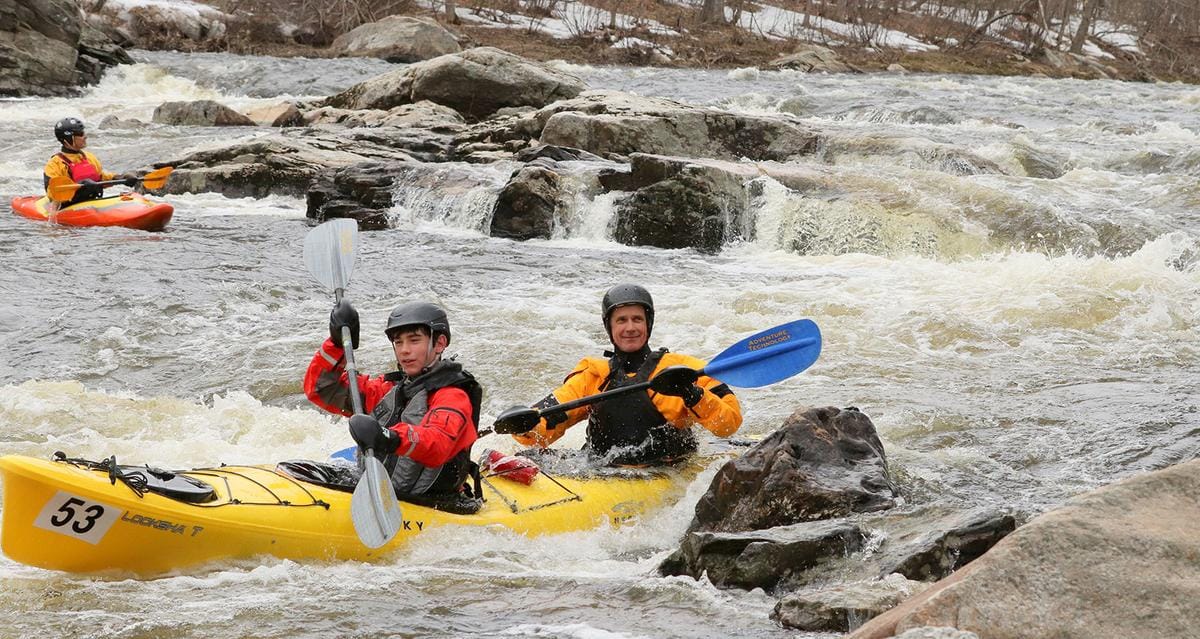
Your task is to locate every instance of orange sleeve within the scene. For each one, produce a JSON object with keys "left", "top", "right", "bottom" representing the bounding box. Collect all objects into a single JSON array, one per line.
[{"left": 653, "top": 353, "right": 742, "bottom": 437}]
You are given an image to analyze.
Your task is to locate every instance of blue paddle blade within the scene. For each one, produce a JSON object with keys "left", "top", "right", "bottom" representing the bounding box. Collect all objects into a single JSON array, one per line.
[
  {"left": 331, "top": 446, "right": 356, "bottom": 462},
  {"left": 701, "top": 319, "right": 822, "bottom": 388}
]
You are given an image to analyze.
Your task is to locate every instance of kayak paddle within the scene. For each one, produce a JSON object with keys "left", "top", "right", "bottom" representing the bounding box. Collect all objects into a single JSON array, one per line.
[
  {"left": 493, "top": 319, "right": 822, "bottom": 434},
  {"left": 304, "top": 218, "right": 402, "bottom": 549},
  {"left": 47, "top": 166, "right": 175, "bottom": 203}
]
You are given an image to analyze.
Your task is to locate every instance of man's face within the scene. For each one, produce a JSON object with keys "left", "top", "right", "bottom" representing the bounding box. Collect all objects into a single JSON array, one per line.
[
  {"left": 609, "top": 305, "right": 648, "bottom": 353},
  {"left": 391, "top": 328, "right": 446, "bottom": 377},
  {"left": 67, "top": 131, "right": 86, "bottom": 151}
]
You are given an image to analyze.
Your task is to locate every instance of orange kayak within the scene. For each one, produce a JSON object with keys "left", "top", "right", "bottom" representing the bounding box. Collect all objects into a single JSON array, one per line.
[{"left": 11, "top": 193, "right": 174, "bottom": 231}]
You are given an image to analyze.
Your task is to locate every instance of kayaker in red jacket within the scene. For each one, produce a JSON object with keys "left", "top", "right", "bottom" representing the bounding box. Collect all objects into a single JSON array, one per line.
[
  {"left": 499, "top": 284, "right": 742, "bottom": 466},
  {"left": 43, "top": 117, "right": 137, "bottom": 206},
  {"left": 304, "top": 300, "right": 483, "bottom": 503}
]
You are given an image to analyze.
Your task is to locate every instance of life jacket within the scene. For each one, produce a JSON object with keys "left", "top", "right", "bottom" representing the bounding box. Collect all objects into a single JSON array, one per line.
[
  {"left": 587, "top": 348, "right": 697, "bottom": 465},
  {"left": 57, "top": 152, "right": 102, "bottom": 182},
  {"left": 56, "top": 152, "right": 103, "bottom": 204},
  {"left": 370, "top": 359, "right": 482, "bottom": 498}
]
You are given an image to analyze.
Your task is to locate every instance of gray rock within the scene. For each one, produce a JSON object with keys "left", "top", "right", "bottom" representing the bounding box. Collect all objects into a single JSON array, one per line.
[
  {"left": 690, "top": 406, "right": 897, "bottom": 533},
  {"left": 659, "top": 518, "right": 866, "bottom": 591},
  {"left": 244, "top": 102, "right": 304, "bottom": 127},
  {"left": 767, "top": 45, "right": 859, "bottom": 73},
  {"left": 153, "top": 100, "right": 256, "bottom": 127},
  {"left": 534, "top": 90, "right": 820, "bottom": 162},
  {"left": 330, "top": 16, "right": 461, "bottom": 63},
  {"left": 490, "top": 163, "right": 566, "bottom": 240},
  {"left": 850, "top": 459, "right": 1200, "bottom": 639},
  {"left": 772, "top": 574, "right": 931, "bottom": 632},
  {"left": 0, "top": 0, "right": 127, "bottom": 96},
  {"left": 613, "top": 155, "right": 749, "bottom": 253},
  {"left": 327, "top": 47, "right": 586, "bottom": 120}
]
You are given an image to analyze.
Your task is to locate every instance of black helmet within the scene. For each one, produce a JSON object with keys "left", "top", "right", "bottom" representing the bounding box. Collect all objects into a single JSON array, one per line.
[
  {"left": 385, "top": 301, "right": 451, "bottom": 344},
  {"left": 601, "top": 283, "right": 654, "bottom": 336},
  {"left": 54, "top": 117, "right": 85, "bottom": 144}
]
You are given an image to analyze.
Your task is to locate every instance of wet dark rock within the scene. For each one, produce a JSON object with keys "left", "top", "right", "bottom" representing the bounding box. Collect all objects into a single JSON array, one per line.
[
  {"left": 659, "top": 518, "right": 866, "bottom": 591},
  {"left": 689, "top": 406, "right": 897, "bottom": 534},
  {"left": 490, "top": 162, "right": 565, "bottom": 240},
  {"left": 772, "top": 574, "right": 930, "bottom": 632},
  {"left": 514, "top": 144, "right": 606, "bottom": 163},
  {"left": 875, "top": 508, "right": 1017, "bottom": 581},
  {"left": 306, "top": 161, "right": 408, "bottom": 230},
  {"left": 614, "top": 156, "right": 748, "bottom": 253},
  {"left": 153, "top": 100, "right": 256, "bottom": 127},
  {"left": 326, "top": 47, "right": 586, "bottom": 120}
]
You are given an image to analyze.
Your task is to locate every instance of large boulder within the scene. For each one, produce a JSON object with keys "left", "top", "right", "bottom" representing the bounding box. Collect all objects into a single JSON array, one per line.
[
  {"left": 850, "top": 459, "right": 1200, "bottom": 639},
  {"left": 330, "top": 16, "right": 461, "bottom": 63},
  {"left": 326, "top": 47, "right": 586, "bottom": 120},
  {"left": 690, "top": 406, "right": 897, "bottom": 533},
  {"left": 766, "top": 44, "right": 860, "bottom": 73},
  {"left": 533, "top": 90, "right": 820, "bottom": 161},
  {"left": 153, "top": 100, "right": 256, "bottom": 126},
  {"left": 0, "top": 0, "right": 129, "bottom": 96}
]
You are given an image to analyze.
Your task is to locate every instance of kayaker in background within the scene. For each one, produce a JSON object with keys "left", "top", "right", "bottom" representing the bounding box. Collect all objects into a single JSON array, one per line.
[
  {"left": 43, "top": 117, "right": 137, "bottom": 206},
  {"left": 502, "top": 283, "right": 742, "bottom": 466},
  {"left": 303, "top": 300, "right": 484, "bottom": 512}
]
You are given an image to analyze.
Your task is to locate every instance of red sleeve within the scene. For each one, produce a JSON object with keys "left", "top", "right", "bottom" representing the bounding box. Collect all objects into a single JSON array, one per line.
[
  {"left": 388, "top": 386, "right": 477, "bottom": 467},
  {"left": 302, "top": 338, "right": 393, "bottom": 416}
]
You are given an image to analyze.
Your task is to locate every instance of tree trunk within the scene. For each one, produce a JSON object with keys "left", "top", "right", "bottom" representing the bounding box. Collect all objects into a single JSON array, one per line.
[
  {"left": 444, "top": 0, "right": 459, "bottom": 24},
  {"left": 699, "top": 0, "right": 724, "bottom": 24},
  {"left": 1069, "top": 0, "right": 1101, "bottom": 54}
]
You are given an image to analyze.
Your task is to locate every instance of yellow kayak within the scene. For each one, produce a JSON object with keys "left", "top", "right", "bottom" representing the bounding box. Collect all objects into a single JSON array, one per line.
[{"left": 0, "top": 452, "right": 693, "bottom": 576}]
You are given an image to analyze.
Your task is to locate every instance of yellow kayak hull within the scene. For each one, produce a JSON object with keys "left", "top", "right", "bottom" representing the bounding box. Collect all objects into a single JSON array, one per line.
[{"left": 0, "top": 454, "right": 690, "bottom": 576}]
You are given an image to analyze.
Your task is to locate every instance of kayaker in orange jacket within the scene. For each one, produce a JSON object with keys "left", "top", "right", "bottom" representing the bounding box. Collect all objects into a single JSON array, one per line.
[
  {"left": 505, "top": 284, "right": 743, "bottom": 466},
  {"left": 303, "top": 300, "right": 483, "bottom": 505},
  {"left": 43, "top": 117, "right": 137, "bottom": 206}
]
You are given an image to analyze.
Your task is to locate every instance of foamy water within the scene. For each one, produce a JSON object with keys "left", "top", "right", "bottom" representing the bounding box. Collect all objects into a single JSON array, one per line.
[{"left": 1, "top": 50, "right": 1198, "bottom": 638}]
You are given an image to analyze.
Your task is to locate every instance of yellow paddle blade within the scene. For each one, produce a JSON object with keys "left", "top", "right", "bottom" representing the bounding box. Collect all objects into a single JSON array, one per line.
[
  {"left": 46, "top": 176, "right": 80, "bottom": 203},
  {"left": 141, "top": 166, "right": 173, "bottom": 190}
]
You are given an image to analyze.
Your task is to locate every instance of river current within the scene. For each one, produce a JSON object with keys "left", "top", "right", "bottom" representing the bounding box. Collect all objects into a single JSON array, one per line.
[{"left": 1, "top": 50, "right": 1198, "bottom": 638}]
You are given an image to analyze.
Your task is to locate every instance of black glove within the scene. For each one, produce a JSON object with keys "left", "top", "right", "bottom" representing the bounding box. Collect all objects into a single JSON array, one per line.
[
  {"left": 651, "top": 366, "right": 704, "bottom": 407},
  {"left": 328, "top": 300, "right": 360, "bottom": 349},
  {"left": 348, "top": 414, "right": 399, "bottom": 458},
  {"left": 493, "top": 405, "right": 542, "bottom": 434},
  {"left": 77, "top": 179, "right": 102, "bottom": 200},
  {"left": 121, "top": 174, "right": 139, "bottom": 187}
]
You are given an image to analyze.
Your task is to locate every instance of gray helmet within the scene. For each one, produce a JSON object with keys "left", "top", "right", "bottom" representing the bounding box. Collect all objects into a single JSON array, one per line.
[
  {"left": 54, "top": 117, "right": 85, "bottom": 144},
  {"left": 385, "top": 301, "right": 451, "bottom": 344},
  {"left": 601, "top": 283, "right": 654, "bottom": 337}
]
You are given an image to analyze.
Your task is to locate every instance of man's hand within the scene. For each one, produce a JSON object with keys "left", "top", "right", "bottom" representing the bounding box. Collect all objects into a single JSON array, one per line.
[
  {"left": 120, "top": 173, "right": 139, "bottom": 187},
  {"left": 348, "top": 414, "right": 399, "bottom": 458},
  {"left": 493, "top": 405, "right": 542, "bottom": 434},
  {"left": 329, "top": 300, "right": 360, "bottom": 349},
  {"left": 650, "top": 366, "right": 704, "bottom": 406}
]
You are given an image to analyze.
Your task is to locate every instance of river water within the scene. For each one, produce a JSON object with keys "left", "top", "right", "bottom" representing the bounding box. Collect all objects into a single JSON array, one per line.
[{"left": 1, "top": 50, "right": 1199, "bottom": 638}]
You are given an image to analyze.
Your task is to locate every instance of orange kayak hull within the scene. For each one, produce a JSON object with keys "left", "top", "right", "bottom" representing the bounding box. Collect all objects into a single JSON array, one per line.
[{"left": 11, "top": 193, "right": 174, "bottom": 231}]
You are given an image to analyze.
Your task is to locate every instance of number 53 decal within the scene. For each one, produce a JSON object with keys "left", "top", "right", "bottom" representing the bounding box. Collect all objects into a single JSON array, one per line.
[{"left": 34, "top": 491, "right": 121, "bottom": 545}]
